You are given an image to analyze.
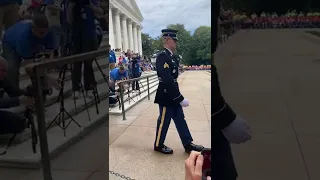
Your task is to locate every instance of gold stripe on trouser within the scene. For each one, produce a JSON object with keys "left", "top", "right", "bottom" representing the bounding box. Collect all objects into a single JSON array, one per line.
[{"left": 155, "top": 107, "right": 166, "bottom": 147}]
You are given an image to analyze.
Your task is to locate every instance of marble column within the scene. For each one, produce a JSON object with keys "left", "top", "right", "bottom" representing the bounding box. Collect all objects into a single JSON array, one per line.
[
  {"left": 137, "top": 26, "right": 142, "bottom": 55},
  {"left": 128, "top": 20, "right": 134, "bottom": 52},
  {"left": 108, "top": 7, "right": 115, "bottom": 49},
  {"left": 114, "top": 9, "right": 122, "bottom": 50},
  {"left": 121, "top": 15, "right": 129, "bottom": 52},
  {"left": 132, "top": 23, "right": 138, "bottom": 53}
]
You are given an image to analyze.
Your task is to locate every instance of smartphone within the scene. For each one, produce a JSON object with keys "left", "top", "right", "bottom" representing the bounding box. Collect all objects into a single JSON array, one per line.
[{"left": 201, "top": 148, "right": 211, "bottom": 180}]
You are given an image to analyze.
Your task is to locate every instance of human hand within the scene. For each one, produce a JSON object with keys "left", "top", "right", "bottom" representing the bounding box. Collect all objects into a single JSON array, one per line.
[
  {"left": 222, "top": 115, "right": 252, "bottom": 144},
  {"left": 185, "top": 151, "right": 210, "bottom": 180},
  {"left": 180, "top": 98, "right": 190, "bottom": 107}
]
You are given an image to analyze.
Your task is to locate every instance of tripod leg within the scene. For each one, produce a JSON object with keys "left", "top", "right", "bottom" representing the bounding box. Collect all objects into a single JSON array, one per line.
[
  {"left": 92, "top": 88, "right": 100, "bottom": 114},
  {"left": 79, "top": 83, "right": 91, "bottom": 121},
  {"left": 69, "top": 64, "right": 78, "bottom": 114},
  {"left": 47, "top": 111, "right": 62, "bottom": 130},
  {"left": 93, "top": 83, "right": 100, "bottom": 103},
  {"left": 61, "top": 109, "right": 66, "bottom": 137},
  {"left": 94, "top": 59, "right": 109, "bottom": 83},
  {"left": 64, "top": 109, "right": 82, "bottom": 128}
]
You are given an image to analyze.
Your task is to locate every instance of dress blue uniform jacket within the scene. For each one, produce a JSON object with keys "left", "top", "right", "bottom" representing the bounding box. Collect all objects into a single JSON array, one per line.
[{"left": 154, "top": 48, "right": 184, "bottom": 106}]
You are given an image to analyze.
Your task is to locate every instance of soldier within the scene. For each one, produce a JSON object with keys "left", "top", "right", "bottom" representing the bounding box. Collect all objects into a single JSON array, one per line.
[
  {"left": 154, "top": 29, "right": 204, "bottom": 154},
  {"left": 212, "top": 1, "right": 251, "bottom": 180}
]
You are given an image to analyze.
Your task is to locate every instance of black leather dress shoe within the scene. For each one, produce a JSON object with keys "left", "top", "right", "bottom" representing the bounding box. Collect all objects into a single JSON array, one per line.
[
  {"left": 154, "top": 144, "right": 173, "bottom": 154},
  {"left": 184, "top": 143, "right": 204, "bottom": 153}
]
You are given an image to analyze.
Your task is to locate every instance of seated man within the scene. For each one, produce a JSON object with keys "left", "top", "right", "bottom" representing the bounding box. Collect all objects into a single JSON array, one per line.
[
  {"left": 109, "top": 66, "right": 127, "bottom": 91},
  {"left": 2, "top": 14, "right": 57, "bottom": 94},
  {"left": 0, "top": 56, "right": 34, "bottom": 152}
]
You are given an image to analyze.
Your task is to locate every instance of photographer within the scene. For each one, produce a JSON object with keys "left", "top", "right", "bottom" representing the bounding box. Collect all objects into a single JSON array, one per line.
[
  {"left": 0, "top": 56, "right": 34, "bottom": 137},
  {"left": 67, "top": 0, "right": 103, "bottom": 98},
  {"left": 130, "top": 54, "right": 141, "bottom": 91},
  {"left": 2, "top": 14, "right": 58, "bottom": 94},
  {"left": 109, "top": 66, "right": 128, "bottom": 91}
]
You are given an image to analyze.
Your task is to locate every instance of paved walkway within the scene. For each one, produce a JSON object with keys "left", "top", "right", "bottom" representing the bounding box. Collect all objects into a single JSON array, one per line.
[
  {"left": 215, "top": 29, "right": 320, "bottom": 180},
  {"left": 0, "top": 71, "right": 211, "bottom": 180}
]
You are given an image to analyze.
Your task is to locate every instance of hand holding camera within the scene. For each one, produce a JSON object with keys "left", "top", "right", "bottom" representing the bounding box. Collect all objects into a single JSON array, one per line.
[{"left": 185, "top": 151, "right": 211, "bottom": 180}]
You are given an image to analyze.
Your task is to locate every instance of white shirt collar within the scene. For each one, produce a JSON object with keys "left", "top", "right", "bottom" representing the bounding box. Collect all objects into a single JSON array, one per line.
[{"left": 164, "top": 48, "right": 173, "bottom": 55}]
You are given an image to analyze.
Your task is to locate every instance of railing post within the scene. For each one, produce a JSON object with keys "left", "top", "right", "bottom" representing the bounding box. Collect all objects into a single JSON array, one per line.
[
  {"left": 147, "top": 77, "right": 150, "bottom": 100},
  {"left": 119, "top": 82, "right": 126, "bottom": 120},
  {"left": 33, "top": 69, "right": 53, "bottom": 180}
]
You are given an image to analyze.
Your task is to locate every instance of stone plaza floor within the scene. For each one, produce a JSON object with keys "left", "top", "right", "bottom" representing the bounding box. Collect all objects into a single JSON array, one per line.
[{"left": 216, "top": 29, "right": 320, "bottom": 180}]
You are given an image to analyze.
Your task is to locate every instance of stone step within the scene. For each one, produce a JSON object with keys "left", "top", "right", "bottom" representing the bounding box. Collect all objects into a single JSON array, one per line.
[
  {"left": 0, "top": 71, "right": 156, "bottom": 144},
  {"left": 0, "top": 96, "right": 109, "bottom": 168},
  {"left": 0, "top": 73, "right": 158, "bottom": 168}
]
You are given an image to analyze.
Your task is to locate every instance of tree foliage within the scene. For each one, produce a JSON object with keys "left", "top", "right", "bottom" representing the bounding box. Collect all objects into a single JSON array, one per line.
[{"left": 142, "top": 24, "right": 211, "bottom": 65}]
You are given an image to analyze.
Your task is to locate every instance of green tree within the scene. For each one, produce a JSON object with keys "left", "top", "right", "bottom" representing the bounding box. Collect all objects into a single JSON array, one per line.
[
  {"left": 189, "top": 26, "right": 211, "bottom": 65},
  {"left": 151, "top": 36, "right": 163, "bottom": 53},
  {"left": 141, "top": 33, "right": 154, "bottom": 56}
]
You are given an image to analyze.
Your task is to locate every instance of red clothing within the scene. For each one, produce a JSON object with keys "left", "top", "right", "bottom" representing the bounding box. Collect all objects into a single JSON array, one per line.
[{"left": 31, "top": 0, "right": 42, "bottom": 8}]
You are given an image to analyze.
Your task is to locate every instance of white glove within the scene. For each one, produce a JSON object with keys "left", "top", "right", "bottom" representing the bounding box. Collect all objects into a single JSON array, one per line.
[
  {"left": 180, "top": 99, "right": 189, "bottom": 107},
  {"left": 222, "top": 115, "right": 251, "bottom": 144}
]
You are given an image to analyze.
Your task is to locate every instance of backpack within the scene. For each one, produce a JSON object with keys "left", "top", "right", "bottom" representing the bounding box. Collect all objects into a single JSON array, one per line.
[{"left": 0, "top": 108, "right": 37, "bottom": 155}]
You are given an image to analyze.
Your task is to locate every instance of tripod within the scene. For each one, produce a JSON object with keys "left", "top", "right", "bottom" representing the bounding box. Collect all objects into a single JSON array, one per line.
[
  {"left": 47, "top": 65, "right": 81, "bottom": 137},
  {"left": 90, "top": 56, "right": 110, "bottom": 114},
  {"left": 124, "top": 82, "right": 135, "bottom": 104}
]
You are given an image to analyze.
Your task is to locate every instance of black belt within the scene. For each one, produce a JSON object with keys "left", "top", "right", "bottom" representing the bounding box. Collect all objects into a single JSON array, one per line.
[{"left": 159, "top": 78, "right": 177, "bottom": 82}]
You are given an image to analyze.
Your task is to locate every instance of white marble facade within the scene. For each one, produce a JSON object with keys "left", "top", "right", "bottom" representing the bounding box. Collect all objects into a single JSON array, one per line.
[{"left": 109, "top": 0, "right": 143, "bottom": 55}]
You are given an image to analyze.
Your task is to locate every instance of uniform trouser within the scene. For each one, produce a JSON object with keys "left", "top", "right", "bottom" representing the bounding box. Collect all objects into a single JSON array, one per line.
[
  {"left": 212, "top": 131, "right": 238, "bottom": 180},
  {"left": 154, "top": 105, "right": 193, "bottom": 147},
  {"left": 0, "top": 3, "right": 19, "bottom": 39},
  {"left": 71, "top": 38, "right": 97, "bottom": 91},
  {"left": 2, "top": 43, "right": 22, "bottom": 96}
]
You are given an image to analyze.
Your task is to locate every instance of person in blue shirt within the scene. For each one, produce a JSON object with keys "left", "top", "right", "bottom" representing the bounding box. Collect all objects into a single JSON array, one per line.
[
  {"left": 131, "top": 55, "right": 141, "bottom": 91},
  {"left": 109, "top": 66, "right": 128, "bottom": 90},
  {"left": 108, "top": 44, "right": 116, "bottom": 70},
  {"left": 2, "top": 14, "right": 56, "bottom": 91}
]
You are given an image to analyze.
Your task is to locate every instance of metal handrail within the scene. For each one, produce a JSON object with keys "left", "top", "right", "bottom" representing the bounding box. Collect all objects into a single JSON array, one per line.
[
  {"left": 116, "top": 74, "right": 156, "bottom": 120},
  {"left": 24, "top": 49, "right": 109, "bottom": 180}
]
